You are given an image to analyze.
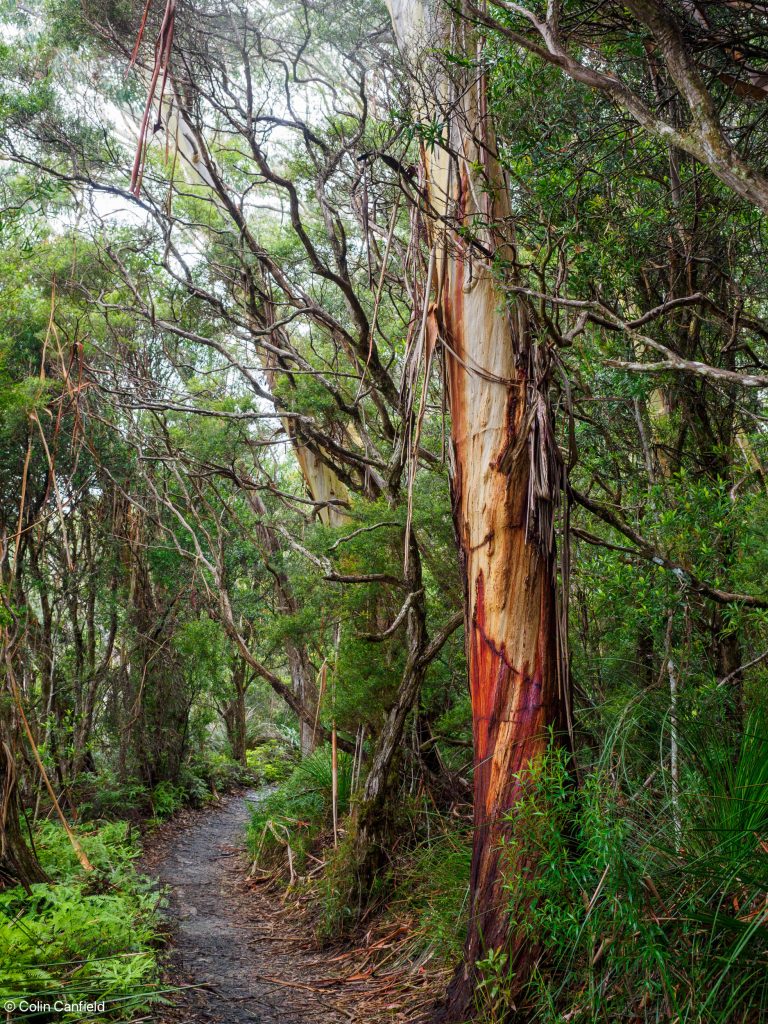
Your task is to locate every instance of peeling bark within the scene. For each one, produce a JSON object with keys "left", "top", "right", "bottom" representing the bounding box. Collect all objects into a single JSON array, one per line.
[{"left": 386, "top": 4, "right": 570, "bottom": 1018}]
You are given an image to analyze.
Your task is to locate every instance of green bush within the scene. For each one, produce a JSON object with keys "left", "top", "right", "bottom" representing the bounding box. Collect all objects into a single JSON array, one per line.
[
  {"left": 247, "top": 745, "right": 353, "bottom": 874},
  {"left": 75, "top": 770, "right": 150, "bottom": 821},
  {"left": 246, "top": 740, "right": 295, "bottom": 784},
  {"left": 179, "top": 752, "right": 247, "bottom": 806},
  {"left": 491, "top": 725, "right": 768, "bottom": 1024},
  {"left": 150, "top": 780, "right": 185, "bottom": 820},
  {"left": 77, "top": 754, "right": 249, "bottom": 824},
  {"left": 0, "top": 820, "right": 161, "bottom": 1020}
]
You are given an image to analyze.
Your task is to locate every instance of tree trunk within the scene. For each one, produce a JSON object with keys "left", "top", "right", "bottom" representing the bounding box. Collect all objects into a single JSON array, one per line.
[
  {"left": 223, "top": 656, "right": 249, "bottom": 765},
  {"left": 222, "top": 700, "right": 246, "bottom": 766},
  {"left": 0, "top": 735, "right": 47, "bottom": 890},
  {"left": 386, "top": 5, "right": 570, "bottom": 1018},
  {"left": 349, "top": 533, "right": 427, "bottom": 895},
  {"left": 123, "top": 509, "right": 188, "bottom": 787},
  {"left": 287, "top": 642, "right": 319, "bottom": 757},
  {"left": 247, "top": 491, "right": 320, "bottom": 756}
]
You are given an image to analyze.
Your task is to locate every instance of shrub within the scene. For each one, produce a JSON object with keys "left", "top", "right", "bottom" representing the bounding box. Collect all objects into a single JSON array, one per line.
[
  {"left": 490, "top": 722, "right": 768, "bottom": 1024},
  {"left": 0, "top": 820, "right": 161, "bottom": 1019},
  {"left": 180, "top": 752, "right": 247, "bottom": 805},
  {"left": 390, "top": 827, "right": 471, "bottom": 961},
  {"left": 247, "top": 745, "right": 352, "bottom": 875},
  {"left": 245, "top": 740, "right": 295, "bottom": 784},
  {"left": 150, "top": 780, "right": 185, "bottom": 820},
  {"left": 75, "top": 769, "right": 150, "bottom": 821}
]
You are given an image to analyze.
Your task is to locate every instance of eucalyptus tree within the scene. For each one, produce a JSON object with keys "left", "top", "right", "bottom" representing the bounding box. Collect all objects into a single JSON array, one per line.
[
  {"left": 475, "top": 2, "right": 768, "bottom": 717},
  {"left": 384, "top": 4, "right": 573, "bottom": 1016}
]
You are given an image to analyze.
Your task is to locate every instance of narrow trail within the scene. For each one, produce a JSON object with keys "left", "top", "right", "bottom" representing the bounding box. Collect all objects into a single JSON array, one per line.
[{"left": 149, "top": 789, "right": 349, "bottom": 1024}]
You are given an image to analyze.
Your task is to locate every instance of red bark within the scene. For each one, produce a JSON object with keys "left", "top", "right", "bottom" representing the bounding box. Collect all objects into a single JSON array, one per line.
[
  {"left": 383, "top": 6, "right": 571, "bottom": 1014},
  {"left": 437, "top": 224, "right": 568, "bottom": 1018}
]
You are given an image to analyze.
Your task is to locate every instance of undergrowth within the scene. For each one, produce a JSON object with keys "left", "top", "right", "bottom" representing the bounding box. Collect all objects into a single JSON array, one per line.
[
  {"left": 0, "top": 819, "right": 162, "bottom": 1020},
  {"left": 389, "top": 823, "right": 471, "bottom": 961},
  {"left": 487, "top": 710, "right": 768, "bottom": 1024},
  {"left": 246, "top": 739, "right": 296, "bottom": 784},
  {"left": 247, "top": 744, "right": 353, "bottom": 873},
  {"left": 248, "top": 744, "right": 472, "bottom": 963},
  {"left": 76, "top": 751, "right": 252, "bottom": 823}
]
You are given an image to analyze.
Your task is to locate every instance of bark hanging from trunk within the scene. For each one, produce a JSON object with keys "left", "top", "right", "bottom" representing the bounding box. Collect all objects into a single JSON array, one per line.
[{"left": 386, "top": 4, "right": 571, "bottom": 1018}]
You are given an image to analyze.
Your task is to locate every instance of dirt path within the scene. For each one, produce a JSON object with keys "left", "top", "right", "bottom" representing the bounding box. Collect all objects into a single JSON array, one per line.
[{"left": 148, "top": 789, "right": 349, "bottom": 1024}]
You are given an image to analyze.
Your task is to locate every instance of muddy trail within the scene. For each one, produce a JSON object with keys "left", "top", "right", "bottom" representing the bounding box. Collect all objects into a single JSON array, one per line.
[{"left": 147, "top": 789, "right": 351, "bottom": 1024}]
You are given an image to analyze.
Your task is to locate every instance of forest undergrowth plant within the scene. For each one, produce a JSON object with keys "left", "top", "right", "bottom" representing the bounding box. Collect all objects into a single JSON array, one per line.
[
  {"left": 489, "top": 711, "right": 768, "bottom": 1024},
  {"left": 247, "top": 745, "right": 353, "bottom": 877},
  {"left": 74, "top": 752, "right": 250, "bottom": 823},
  {"left": 245, "top": 740, "right": 295, "bottom": 785},
  {"left": 246, "top": 742, "right": 470, "bottom": 947},
  {"left": 678, "top": 707, "right": 768, "bottom": 1024},
  {"left": 474, "top": 947, "right": 514, "bottom": 1024},
  {"left": 387, "top": 823, "right": 472, "bottom": 963},
  {"left": 0, "top": 820, "right": 161, "bottom": 1019},
  {"left": 150, "top": 781, "right": 186, "bottom": 822},
  {"left": 75, "top": 771, "right": 151, "bottom": 821},
  {"left": 314, "top": 789, "right": 427, "bottom": 941},
  {"left": 497, "top": 746, "right": 667, "bottom": 1023}
]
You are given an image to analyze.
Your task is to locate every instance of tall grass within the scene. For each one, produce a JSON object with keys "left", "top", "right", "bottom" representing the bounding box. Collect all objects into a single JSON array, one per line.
[
  {"left": 247, "top": 745, "right": 353, "bottom": 874},
  {"left": 390, "top": 824, "right": 471, "bottom": 961},
  {"left": 490, "top": 708, "right": 768, "bottom": 1024}
]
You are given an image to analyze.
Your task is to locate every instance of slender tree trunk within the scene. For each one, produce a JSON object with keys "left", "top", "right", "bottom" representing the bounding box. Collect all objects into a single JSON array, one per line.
[
  {"left": 224, "top": 687, "right": 247, "bottom": 766},
  {"left": 223, "top": 656, "right": 249, "bottom": 765},
  {"left": 287, "top": 643, "right": 318, "bottom": 756},
  {"left": 387, "top": 5, "right": 570, "bottom": 1018},
  {"left": 234, "top": 685, "right": 247, "bottom": 765},
  {"left": 122, "top": 509, "right": 188, "bottom": 787},
  {"left": 349, "top": 533, "right": 427, "bottom": 894},
  {"left": 248, "top": 491, "right": 320, "bottom": 755}
]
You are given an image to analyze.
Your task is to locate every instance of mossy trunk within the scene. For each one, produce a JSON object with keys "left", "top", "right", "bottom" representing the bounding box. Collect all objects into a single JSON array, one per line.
[
  {"left": 348, "top": 535, "right": 427, "bottom": 900},
  {"left": 223, "top": 664, "right": 248, "bottom": 767}
]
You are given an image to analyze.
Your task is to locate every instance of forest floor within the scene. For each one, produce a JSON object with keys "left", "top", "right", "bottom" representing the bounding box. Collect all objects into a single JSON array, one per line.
[{"left": 142, "top": 789, "right": 439, "bottom": 1024}]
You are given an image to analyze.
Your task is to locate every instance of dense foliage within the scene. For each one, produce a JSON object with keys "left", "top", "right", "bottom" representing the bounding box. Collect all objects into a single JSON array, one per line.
[
  {"left": 0, "top": 820, "right": 161, "bottom": 1018},
  {"left": 1, "top": 1, "right": 767, "bottom": 1021}
]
